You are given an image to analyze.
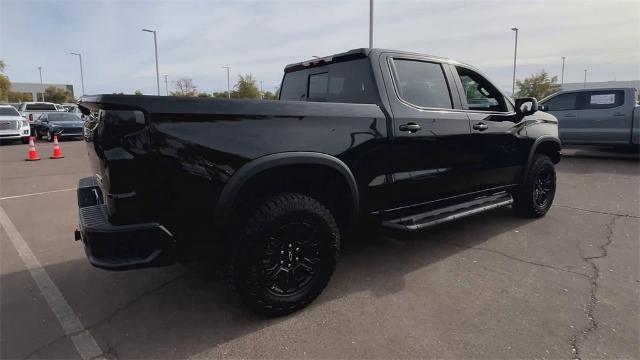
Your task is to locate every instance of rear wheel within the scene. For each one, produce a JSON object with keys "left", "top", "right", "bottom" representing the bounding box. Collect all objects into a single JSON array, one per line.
[
  {"left": 229, "top": 193, "right": 340, "bottom": 316},
  {"left": 512, "top": 154, "right": 556, "bottom": 217}
]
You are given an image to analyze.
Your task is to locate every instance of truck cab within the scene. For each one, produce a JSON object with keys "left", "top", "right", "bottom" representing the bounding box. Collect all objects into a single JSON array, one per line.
[{"left": 540, "top": 87, "right": 640, "bottom": 147}]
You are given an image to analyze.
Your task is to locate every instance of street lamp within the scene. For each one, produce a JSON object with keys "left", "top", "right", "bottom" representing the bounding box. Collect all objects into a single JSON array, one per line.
[
  {"left": 222, "top": 66, "right": 230, "bottom": 99},
  {"left": 260, "top": 80, "right": 264, "bottom": 99},
  {"left": 511, "top": 27, "right": 518, "bottom": 96},
  {"left": 142, "top": 29, "right": 160, "bottom": 95},
  {"left": 38, "top": 66, "right": 44, "bottom": 101},
  {"left": 369, "top": 0, "right": 374, "bottom": 49},
  {"left": 560, "top": 57, "right": 566, "bottom": 86},
  {"left": 164, "top": 75, "right": 169, "bottom": 96},
  {"left": 70, "top": 52, "right": 85, "bottom": 96},
  {"left": 583, "top": 69, "right": 587, "bottom": 89}
]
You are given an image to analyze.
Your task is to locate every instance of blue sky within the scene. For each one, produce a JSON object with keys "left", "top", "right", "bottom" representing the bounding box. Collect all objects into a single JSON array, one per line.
[{"left": 1, "top": 0, "right": 639, "bottom": 96}]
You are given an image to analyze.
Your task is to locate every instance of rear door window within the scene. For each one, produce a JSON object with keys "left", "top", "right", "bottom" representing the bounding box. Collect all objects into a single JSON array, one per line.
[
  {"left": 543, "top": 93, "right": 577, "bottom": 111},
  {"left": 579, "top": 90, "right": 624, "bottom": 109},
  {"left": 391, "top": 59, "right": 452, "bottom": 109}
]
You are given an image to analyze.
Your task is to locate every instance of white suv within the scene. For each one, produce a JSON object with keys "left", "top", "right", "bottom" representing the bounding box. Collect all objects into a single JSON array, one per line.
[{"left": 0, "top": 104, "right": 31, "bottom": 143}]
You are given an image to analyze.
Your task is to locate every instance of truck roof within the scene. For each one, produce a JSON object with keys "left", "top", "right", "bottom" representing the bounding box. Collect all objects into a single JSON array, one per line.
[{"left": 284, "top": 48, "right": 455, "bottom": 73}]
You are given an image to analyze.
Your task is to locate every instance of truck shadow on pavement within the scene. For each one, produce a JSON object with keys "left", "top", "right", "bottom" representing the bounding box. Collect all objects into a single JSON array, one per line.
[{"left": 2, "top": 208, "right": 539, "bottom": 359}]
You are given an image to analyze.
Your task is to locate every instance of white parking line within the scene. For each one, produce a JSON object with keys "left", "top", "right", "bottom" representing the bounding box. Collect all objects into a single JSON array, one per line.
[
  {"left": 0, "top": 188, "right": 76, "bottom": 201},
  {"left": 0, "top": 205, "right": 104, "bottom": 360}
]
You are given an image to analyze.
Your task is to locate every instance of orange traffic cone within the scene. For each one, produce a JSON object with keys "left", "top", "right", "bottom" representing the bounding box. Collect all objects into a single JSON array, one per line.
[
  {"left": 25, "top": 137, "right": 40, "bottom": 161},
  {"left": 50, "top": 135, "right": 64, "bottom": 159}
]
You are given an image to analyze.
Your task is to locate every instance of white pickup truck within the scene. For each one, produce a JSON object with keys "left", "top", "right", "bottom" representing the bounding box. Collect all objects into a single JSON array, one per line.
[
  {"left": 17, "top": 102, "right": 59, "bottom": 135},
  {"left": 0, "top": 105, "right": 31, "bottom": 143},
  {"left": 540, "top": 87, "right": 639, "bottom": 149}
]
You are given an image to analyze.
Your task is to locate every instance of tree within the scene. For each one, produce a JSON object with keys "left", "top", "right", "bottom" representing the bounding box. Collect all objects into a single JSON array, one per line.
[
  {"left": 262, "top": 91, "right": 277, "bottom": 100},
  {"left": 212, "top": 91, "right": 230, "bottom": 99},
  {"left": 197, "top": 92, "right": 211, "bottom": 97},
  {"left": 44, "top": 86, "right": 74, "bottom": 103},
  {"left": 134, "top": 90, "right": 143, "bottom": 95},
  {"left": 233, "top": 74, "right": 260, "bottom": 99},
  {"left": 7, "top": 91, "right": 32, "bottom": 102},
  {"left": 515, "top": 70, "right": 561, "bottom": 100},
  {"left": 171, "top": 78, "right": 198, "bottom": 96},
  {"left": 0, "top": 60, "right": 11, "bottom": 102}
]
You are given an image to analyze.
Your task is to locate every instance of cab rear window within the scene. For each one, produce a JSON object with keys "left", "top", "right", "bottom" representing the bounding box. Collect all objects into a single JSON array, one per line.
[
  {"left": 279, "top": 58, "right": 378, "bottom": 104},
  {"left": 25, "top": 103, "right": 57, "bottom": 111}
]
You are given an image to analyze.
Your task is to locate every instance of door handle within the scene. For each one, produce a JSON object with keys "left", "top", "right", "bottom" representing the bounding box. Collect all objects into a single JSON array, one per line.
[
  {"left": 399, "top": 123, "right": 421, "bottom": 133},
  {"left": 563, "top": 114, "right": 576, "bottom": 118},
  {"left": 472, "top": 123, "right": 488, "bottom": 131},
  {"left": 613, "top": 112, "right": 625, "bottom": 117}
]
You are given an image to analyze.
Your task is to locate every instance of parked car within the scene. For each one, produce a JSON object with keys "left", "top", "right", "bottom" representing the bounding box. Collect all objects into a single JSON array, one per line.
[
  {"left": 62, "top": 103, "right": 76, "bottom": 111},
  {"left": 33, "top": 112, "right": 83, "bottom": 141},
  {"left": 76, "top": 48, "right": 561, "bottom": 316},
  {"left": 18, "top": 102, "right": 59, "bottom": 134},
  {"left": 539, "top": 87, "right": 639, "bottom": 148},
  {"left": 0, "top": 104, "right": 30, "bottom": 143}
]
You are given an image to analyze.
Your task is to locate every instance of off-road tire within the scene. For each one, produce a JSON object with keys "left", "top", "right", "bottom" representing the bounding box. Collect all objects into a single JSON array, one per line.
[
  {"left": 229, "top": 193, "right": 340, "bottom": 317},
  {"left": 512, "top": 154, "right": 556, "bottom": 218}
]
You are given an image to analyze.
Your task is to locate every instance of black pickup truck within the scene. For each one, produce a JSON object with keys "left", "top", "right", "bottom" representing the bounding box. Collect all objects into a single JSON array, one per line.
[{"left": 76, "top": 48, "right": 561, "bottom": 315}]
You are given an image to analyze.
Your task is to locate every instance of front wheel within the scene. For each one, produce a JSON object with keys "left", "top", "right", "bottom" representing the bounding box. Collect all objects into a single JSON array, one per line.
[
  {"left": 512, "top": 154, "right": 556, "bottom": 218},
  {"left": 229, "top": 193, "right": 340, "bottom": 316}
]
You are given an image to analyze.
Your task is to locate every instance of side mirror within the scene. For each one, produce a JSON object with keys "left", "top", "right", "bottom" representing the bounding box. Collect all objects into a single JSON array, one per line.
[{"left": 515, "top": 97, "right": 538, "bottom": 116}]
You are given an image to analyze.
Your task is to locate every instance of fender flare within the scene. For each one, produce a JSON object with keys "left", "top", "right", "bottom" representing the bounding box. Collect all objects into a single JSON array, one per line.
[
  {"left": 522, "top": 136, "right": 562, "bottom": 183},
  {"left": 214, "top": 152, "right": 360, "bottom": 226}
]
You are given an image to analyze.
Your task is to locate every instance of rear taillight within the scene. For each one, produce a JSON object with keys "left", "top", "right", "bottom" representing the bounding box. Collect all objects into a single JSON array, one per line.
[{"left": 29, "top": 114, "right": 33, "bottom": 121}]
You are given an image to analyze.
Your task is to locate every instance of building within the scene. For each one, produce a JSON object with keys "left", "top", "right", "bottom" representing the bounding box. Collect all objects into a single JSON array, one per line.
[
  {"left": 9, "top": 82, "right": 74, "bottom": 102},
  {"left": 561, "top": 80, "right": 640, "bottom": 92}
]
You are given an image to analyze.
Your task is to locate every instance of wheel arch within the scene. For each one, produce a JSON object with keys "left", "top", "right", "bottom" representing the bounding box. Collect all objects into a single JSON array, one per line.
[
  {"left": 522, "top": 136, "right": 561, "bottom": 183},
  {"left": 214, "top": 152, "right": 360, "bottom": 228}
]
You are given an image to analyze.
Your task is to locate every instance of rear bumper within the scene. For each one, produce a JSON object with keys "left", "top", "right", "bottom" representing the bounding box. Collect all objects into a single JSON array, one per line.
[{"left": 75, "top": 176, "right": 175, "bottom": 271}]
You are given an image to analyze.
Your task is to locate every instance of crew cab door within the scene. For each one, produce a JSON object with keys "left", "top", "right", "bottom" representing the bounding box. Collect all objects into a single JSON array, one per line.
[
  {"left": 574, "top": 90, "right": 630, "bottom": 144},
  {"left": 449, "top": 65, "right": 529, "bottom": 193},
  {"left": 379, "top": 54, "right": 473, "bottom": 211}
]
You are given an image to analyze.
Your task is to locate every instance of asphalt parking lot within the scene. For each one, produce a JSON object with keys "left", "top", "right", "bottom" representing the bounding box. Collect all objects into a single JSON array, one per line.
[{"left": 1, "top": 139, "right": 638, "bottom": 359}]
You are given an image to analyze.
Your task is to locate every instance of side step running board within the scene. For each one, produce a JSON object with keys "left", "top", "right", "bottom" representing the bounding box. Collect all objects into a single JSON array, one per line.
[{"left": 382, "top": 193, "right": 514, "bottom": 231}]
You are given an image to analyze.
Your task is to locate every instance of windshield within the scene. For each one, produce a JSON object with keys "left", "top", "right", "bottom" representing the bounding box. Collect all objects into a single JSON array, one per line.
[
  {"left": 47, "top": 113, "right": 81, "bottom": 122},
  {"left": 25, "top": 103, "right": 57, "bottom": 111},
  {"left": 0, "top": 107, "right": 20, "bottom": 116}
]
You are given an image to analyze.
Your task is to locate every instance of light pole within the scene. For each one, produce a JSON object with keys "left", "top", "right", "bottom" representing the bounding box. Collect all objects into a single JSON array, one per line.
[
  {"left": 142, "top": 29, "right": 160, "bottom": 95},
  {"left": 369, "top": 0, "right": 374, "bottom": 49},
  {"left": 164, "top": 75, "right": 169, "bottom": 96},
  {"left": 222, "top": 66, "right": 230, "bottom": 99},
  {"left": 511, "top": 27, "right": 518, "bottom": 96},
  {"left": 38, "top": 66, "right": 44, "bottom": 101},
  {"left": 260, "top": 80, "right": 263, "bottom": 99},
  {"left": 70, "top": 52, "right": 85, "bottom": 96},
  {"left": 560, "top": 57, "right": 566, "bottom": 86},
  {"left": 583, "top": 69, "right": 587, "bottom": 89}
]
